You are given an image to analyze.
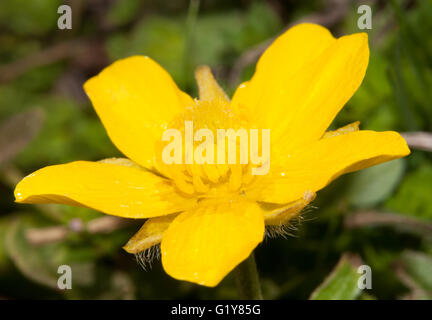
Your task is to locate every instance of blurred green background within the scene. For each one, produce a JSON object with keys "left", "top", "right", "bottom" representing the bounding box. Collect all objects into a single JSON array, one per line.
[{"left": 0, "top": 0, "right": 431, "bottom": 300}]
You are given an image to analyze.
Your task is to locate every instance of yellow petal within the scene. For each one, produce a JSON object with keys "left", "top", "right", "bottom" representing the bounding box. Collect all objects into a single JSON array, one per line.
[
  {"left": 161, "top": 199, "right": 265, "bottom": 287},
  {"left": 123, "top": 213, "right": 177, "bottom": 254},
  {"left": 84, "top": 56, "right": 194, "bottom": 168},
  {"left": 231, "top": 24, "right": 369, "bottom": 154},
  {"left": 249, "top": 130, "right": 410, "bottom": 204},
  {"left": 15, "top": 160, "right": 196, "bottom": 218}
]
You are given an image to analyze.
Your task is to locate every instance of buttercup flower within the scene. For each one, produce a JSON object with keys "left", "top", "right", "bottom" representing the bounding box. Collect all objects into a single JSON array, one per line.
[{"left": 14, "top": 24, "right": 410, "bottom": 287}]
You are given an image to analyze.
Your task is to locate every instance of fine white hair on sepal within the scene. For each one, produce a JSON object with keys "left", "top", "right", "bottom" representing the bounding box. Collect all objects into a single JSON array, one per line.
[
  {"left": 265, "top": 223, "right": 296, "bottom": 239},
  {"left": 134, "top": 244, "right": 161, "bottom": 271},
  {"left": 265, "top": 203, "right": 317, "bottom": 239},
  {"left": 265, "top": 215, "right": 303, "bottom": 239}
]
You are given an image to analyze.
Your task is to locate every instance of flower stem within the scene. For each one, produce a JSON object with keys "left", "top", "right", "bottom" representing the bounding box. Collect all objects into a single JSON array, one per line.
[{"left": 234, "top": 252, "right": 263, "bottom": 300}]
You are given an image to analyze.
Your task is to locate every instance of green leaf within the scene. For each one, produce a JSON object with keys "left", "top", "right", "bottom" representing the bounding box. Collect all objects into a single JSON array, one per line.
[
  {"left": 0, "top": 0, "right": 62, "bottom": 35},
  {"left": 5, "top": 218, "right": 60, "bottom": 289},
  {"left": 347, "top": 159, "right": 405, "bottom": 208},
  {"left": 400, "top": 250, "right": 432, "bottom": 294},
  {"left": 5, "top": 217, "right": 97, "bottom": 289},
  {"left": 0, "top": 108, "right": 44, "bottom": 167},
  {"left": 338, "top": 53, "right": 392, "bottom": 126},
  {"left": 0, "top": 218, "right": 12, "bottom": 272},
  {"left": 386, "top": 164, "right": 432, "bottom": 220},
  {"left": 15, "top": 97, "right": 119, "bottom": 168},
  {"left": 241, "top": 2, "right": 282, "bottom": 48},
  {"left": 363, "top": 103, "right": 399, "bottom": 132},
  {"left": 106, "top": 0, "right": 142, "bottom": 27},
  {"left": 106, "top": 17, "right": 187, "bottom": 87},
  {"left": 310, "top": 255, "right": 362, "bottom": 300},
  {"left": 193, "top": 12, "right": 243, "bottom": 63}
]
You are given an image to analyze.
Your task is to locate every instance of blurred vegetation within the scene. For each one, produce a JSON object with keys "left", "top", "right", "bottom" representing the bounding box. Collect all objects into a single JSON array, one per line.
[{"left": 0, "top": 0, "right": 431, "bottom": 300}]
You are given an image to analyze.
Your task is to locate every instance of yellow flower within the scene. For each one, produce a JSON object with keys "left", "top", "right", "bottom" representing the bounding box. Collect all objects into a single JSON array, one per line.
[{"left": 14, "top": 24, "right": 410, "bottom": 287}]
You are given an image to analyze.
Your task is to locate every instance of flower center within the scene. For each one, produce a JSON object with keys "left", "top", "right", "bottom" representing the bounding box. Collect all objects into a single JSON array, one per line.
[{"left": 152, "top": 66, "right": 258, "bottom": 197}]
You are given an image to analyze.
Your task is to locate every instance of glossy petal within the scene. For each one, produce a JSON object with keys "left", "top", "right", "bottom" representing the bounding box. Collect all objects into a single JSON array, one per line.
[
  {"left": 232, "top": 23, "right": 369, "bottom": 154},
  {"left": 249, "top": 130, "right": 410, "bottom": 204},
  {"left": 161, "top": 199, "right": 265, "bottom": 287},
  {"left": 15, "top": 160, "right": 196, "bottom": 218},
  {"left": 123, "top": 213, "right": 177, "bottom": 254},
  {"left": 84, "top": 56, "right": 194, "bottom": 168}
]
